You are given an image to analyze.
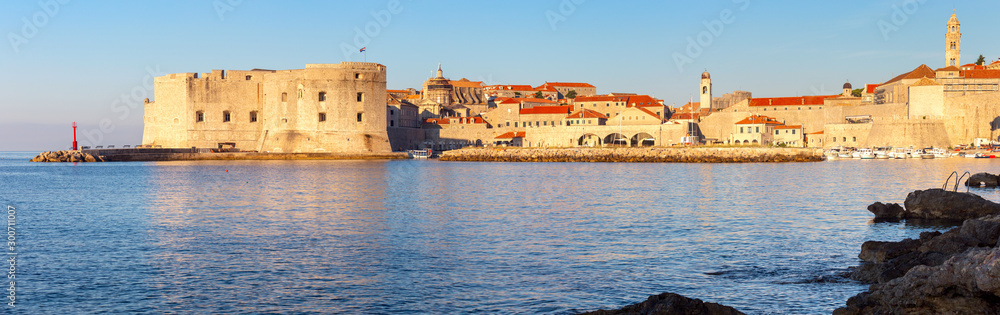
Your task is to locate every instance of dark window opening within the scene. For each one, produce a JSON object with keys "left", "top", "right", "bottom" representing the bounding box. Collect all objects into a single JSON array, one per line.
[
  {"left": 223, "top": 111, "right": 231, "bottom": 122},
  {"left": 318, "top": 112, "right": 327, "bottom": 122},
  {"left": 356, "top": 92, "right": 364, "bottom": 102},
  {"left": 356, "top": 113, "right": 363, "bottom": 122},
  {"left": 250, "top": 111, "right": 258, "bottom": 123},
  {"left": 196, "top": 111, "right": 204, "bottom": 122},
  {"left": 319, "top": 92, "right": 327, "bottom": 102},
  {"left": 245, "top": 75, "right": 252, "bottom": 80}
]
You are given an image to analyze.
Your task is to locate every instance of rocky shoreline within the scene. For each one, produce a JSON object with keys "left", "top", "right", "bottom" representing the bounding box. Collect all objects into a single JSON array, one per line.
[
  {"left": 835, "top": 188, "right": 1000, "bottom": 314},
  {"left": 581, "top": 188, "right": 1000, "bottom": 314},
  {"left": 440, "top": 147, "right": 824, "bottom": 163}
]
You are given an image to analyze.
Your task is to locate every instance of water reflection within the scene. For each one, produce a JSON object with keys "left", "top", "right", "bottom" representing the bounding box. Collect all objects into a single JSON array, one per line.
[{"left": 7, "top": 155, "right": 1000, "bottom": 314}]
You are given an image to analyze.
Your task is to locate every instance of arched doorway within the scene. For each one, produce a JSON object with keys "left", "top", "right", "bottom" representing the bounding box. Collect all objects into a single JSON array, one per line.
[
  {"left": 578, "top": 134, "right": 601, "bottom": 147},
  {"left": 631, "top": 133, "right": 655, "bottom": 147},
  {"left": 604, "top": 133, "right": 627, "bottom": 147}
]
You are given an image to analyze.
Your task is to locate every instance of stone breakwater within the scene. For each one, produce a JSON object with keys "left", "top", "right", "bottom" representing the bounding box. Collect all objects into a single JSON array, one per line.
[
  {"left": 29, "top": 150, "right": 104, "bottom": 162},
  {"left": 440, "top": 147, "right": 824, "bottom": 163},
  {"left": 29, "top": 148, "right": 407, "bottom": 162}
]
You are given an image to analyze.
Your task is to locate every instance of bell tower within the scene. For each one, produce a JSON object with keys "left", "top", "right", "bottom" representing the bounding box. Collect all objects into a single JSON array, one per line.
[
  {"left": 699, "top": 70, "right": 712, "bottom": 111},
  {"left": 946, "top": 10, "right": 961, "bottom": 67}
]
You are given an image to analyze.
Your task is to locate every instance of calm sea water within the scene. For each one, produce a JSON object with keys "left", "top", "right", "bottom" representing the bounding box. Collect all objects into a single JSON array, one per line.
[{"left": 2, "top": 151, "right": 1000, "bottom": 314}]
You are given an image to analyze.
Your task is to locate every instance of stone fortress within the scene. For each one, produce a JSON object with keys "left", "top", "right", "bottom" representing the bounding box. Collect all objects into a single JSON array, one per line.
[
  {"left": 142, "top": 62, "right": 391, "bottom": 153},
  {"left": 141, "top": 11, "right": 1000, "bottom": 154}
]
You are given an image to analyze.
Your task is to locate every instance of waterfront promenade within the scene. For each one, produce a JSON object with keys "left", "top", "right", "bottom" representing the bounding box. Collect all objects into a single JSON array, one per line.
[{"left": 440, "top": 147, "right": 825, "bottom": 163}]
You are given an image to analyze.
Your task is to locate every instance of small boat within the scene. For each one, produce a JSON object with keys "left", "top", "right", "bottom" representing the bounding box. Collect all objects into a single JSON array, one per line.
[
  {"left": 408, "top": 149, "right": 432, "bottom": 159},
  {"left": 856, "top": 148, "right": 875, "bottom": 159},
  {"left": 889, "top": 148, "right": 908, "bottom": 159},
  {"left": 930, "top": 148, "right": 950, "bottom": 159},
  {"left": 874, "top": 147, "right": 891, "bottom": 159}
]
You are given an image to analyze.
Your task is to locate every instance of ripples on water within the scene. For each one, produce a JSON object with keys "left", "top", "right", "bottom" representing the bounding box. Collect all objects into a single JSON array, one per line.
[{"left": 3, "top": 151, "right": 1000, "bottom": 314}]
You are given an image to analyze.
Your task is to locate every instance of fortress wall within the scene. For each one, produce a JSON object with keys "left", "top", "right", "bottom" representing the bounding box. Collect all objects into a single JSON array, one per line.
[
  {"left": 944, "top": 92, "right": 1000, "bottom": 143},
  {"left": 863, "top": 119, "right": 951, "bottom": 148},
  {"left": 823, "top": 124, "right": 872, "bottom": 148},
  {"left": 145, "top": 63, "right": 391, "bottom": 154},
  {"left": 143, "top": 71, "right": 267, "bottom": 149}
]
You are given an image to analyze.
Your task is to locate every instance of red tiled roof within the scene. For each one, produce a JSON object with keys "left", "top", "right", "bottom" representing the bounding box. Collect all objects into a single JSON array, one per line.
[
  {"left": 387, "top": 89, "right": 412, "bottom": 93},
  {"left": 748, "top": 95, "right": 838, "bottom": 107},
  {"left": 405, "top": 95, "right": 421, "bottom": 100},
  {"left": 449, "top": 79, "right": 484, "bottom": 88},
  {"left": 881, "top": 64, "right": 936, "bottom": 85},
  {"left": 633, "top": 107, "right": 662, "bottom": 121},
  {"left": 499, "top": 98, "right": 521, "bottom": 105},
  {"left": 574, "top": 95, "right": 621, "bottom": 102},
  {"left": 671, "top": 112, "right": 699, "bottom": 120},
  {"left": 676, "top": 102, "right": 700, "bottom": 112},
  {"left": 935, "top": 66, "right": 961, "bottom": 72},
  {"left": 522, "top": 98, "right": 557, "bottom": 104},
  {"left": 774, "top": 125, "right": 802, "bottom": 130},
  {"left": 566, "top": 109, "right": 608, "bottom": 119},
  {"left": 495, "top": 131, "right": 526, "bottom": 139},
  {"left": 485, "top": 85, "right": 535, "bottom": 91},
  {"left": 536, "top": 82, "right": 595, "bottom": 88},
  {"left": 626, "top": 95, "right": 664, "bottom": 107},
  {"left": 735, "top": 115, "right": 783, "bottom": 125},
  {"left": 808, "top": 131, "right": 824, "bottom": 135},
  {"left": 574, "top": 94, "right": 662, "bottom": 107},
  {"left": 424, "top": 118, "right": 449, "bottom": 124},
  {"left": 520, "top": 105, "right": 572, "bottom": 115},
  {"left": 865, "top": 84, "right": 878, "bottom": 94},
  {"left": 961, "top": 70, "right": 1000, "bottom": 79}
]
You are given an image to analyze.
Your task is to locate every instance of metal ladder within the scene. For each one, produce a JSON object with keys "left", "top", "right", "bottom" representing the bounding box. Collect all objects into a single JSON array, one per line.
[{"left": 942, "top": 171, "right": 972, "bottom": 193}]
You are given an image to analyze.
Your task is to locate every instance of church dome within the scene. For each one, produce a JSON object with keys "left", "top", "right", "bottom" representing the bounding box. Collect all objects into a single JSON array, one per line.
[
  {"left": 843, "top": 81, "right": 852, "bottom": 89},
  {"left": 701, "top": 71, "right": 710, "bottom": 79}
]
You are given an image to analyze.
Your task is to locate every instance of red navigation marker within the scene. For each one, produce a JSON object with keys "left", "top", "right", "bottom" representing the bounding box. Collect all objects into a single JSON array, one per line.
[{"left": 72, "top": 122, "right": 78, "bottom": 151}]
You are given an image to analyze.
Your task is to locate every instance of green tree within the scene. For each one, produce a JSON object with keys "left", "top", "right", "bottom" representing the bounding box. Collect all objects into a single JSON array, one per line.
[
  {"left": 533, "top": 91, "right": 543, "bottom": 98},
  {"left": 852, "top": 88, "right": 864, "bottom": 97},
  {"left": 514, "top": 92, "right": 521, "bottom": 97},
  {"left": 565, "top": 90, "right": 577, "bottom": 99},
  {"left": 977, "top": 55, "right": 986, "bottom": 66}
]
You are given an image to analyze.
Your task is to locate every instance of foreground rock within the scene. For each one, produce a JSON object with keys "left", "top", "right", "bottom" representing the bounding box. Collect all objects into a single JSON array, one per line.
[
  {"left": 966, "top": 172, "right": 1000, "bottom": 187},
  {"left": 580, "top": 292, "right": 745, "bottom": 315},
  {"left": 848, "top": 215, "right": 1000, "bottom": 284},
  {"left": 836, "top": 246, "right": 1000, "bottom": 314},
  {"left": 29, "top": 150, "right": 104, "bottom": 162},
  {"left": 441, "top": 147, "right": 823, "bottom": 163},
  {"left": 842, "top": 189, "right": 1000, "bottom": 313},
  {"left": 868, "top": 189, "right": 1000, "bottom": 222}
]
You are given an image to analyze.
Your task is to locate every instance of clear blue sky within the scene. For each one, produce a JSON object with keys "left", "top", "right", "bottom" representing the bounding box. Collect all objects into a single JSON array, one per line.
[{"left": 1, "top": 0, "right": 995, "bottom": 151}]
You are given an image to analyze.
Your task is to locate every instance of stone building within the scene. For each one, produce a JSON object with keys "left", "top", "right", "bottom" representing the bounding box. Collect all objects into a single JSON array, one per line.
[
  {"left": 534, "top": 82, "right": 597, "bottom": 99},
  {"left": 142, "top": 62, "right": 391, "bottom": 153}
]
